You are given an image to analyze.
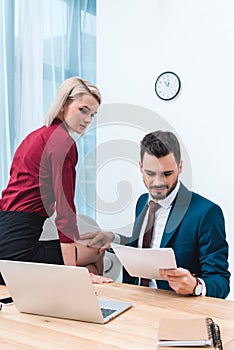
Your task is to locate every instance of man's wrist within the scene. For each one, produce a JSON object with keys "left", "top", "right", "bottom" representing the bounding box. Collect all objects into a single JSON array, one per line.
[
  {"left": 192, "top": 277, "right": 203, "bottom": 296},
  {"left": 191, "top": 277, "right": 206, "bottom": 296}
]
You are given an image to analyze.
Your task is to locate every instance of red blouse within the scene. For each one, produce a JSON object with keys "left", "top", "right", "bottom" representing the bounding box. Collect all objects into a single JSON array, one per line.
[{"left": 0, "top": 119, "right": 79, "bottom": 243}]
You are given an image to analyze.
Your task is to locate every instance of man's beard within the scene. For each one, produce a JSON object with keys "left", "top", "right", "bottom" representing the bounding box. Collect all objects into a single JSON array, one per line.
[{"left": 149, "top": 177, "right": 178, "bottom": 200}]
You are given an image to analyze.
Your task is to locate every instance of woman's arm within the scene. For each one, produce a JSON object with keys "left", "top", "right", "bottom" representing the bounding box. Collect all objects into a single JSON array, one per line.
[
  {"left": 60, "top": 242, "right": 77, "bottom": 266},
  {"left": 61, "top": 241, "right": 112, "bottom": 283},
  {"left": 76, "top": 240, "right": 104, "bottom": 275}
]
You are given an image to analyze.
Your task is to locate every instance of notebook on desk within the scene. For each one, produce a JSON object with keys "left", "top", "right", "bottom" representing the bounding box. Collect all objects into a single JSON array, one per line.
[
  {"left": 156, "top": 317, "right": 222, "bottom": 349},
  {"left": 0, "top": 260, "right": 132, "bottom": 324}
]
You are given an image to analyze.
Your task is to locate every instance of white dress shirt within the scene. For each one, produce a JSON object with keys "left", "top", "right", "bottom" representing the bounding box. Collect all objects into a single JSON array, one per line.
[{"left": 138, "top": 181, "right": 180, "bottom": 288}]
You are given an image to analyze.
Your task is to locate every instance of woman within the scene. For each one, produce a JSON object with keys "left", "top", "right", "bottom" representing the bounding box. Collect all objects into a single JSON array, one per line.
[{"left": 0, "top": 77, "right": 111, "bottom": 284}]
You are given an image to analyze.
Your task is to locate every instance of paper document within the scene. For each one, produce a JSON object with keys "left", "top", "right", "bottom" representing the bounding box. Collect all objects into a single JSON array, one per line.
[{"left": 111, "top": 244, "right": 177, "bottom": 280}]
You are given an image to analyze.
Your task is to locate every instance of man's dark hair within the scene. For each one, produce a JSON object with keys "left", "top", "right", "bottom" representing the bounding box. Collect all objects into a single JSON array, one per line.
[{"left": 140, "top": 130, "right": 181, "bottom": 165}]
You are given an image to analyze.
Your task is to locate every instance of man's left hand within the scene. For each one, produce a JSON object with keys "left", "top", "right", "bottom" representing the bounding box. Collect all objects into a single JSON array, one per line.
[{"left": 159, "top": 267, "right": 197, "bottom": 295}]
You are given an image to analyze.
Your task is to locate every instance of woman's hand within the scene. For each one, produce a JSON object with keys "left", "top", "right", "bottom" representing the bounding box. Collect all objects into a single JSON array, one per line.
[
  {"left": 79, "top": 231, "right": 115, "bottom": 252},
  {"left": 89, "top": 273, "right": 113, "bottom": 284}
]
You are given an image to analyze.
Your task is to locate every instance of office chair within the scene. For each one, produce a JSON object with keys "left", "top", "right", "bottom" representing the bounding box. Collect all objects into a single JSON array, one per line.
[{"left": 40, "top": 214, "right": 121, "bottom": 281}]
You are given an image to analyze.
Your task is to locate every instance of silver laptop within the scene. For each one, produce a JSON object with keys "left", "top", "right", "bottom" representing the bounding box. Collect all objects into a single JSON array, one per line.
[{"left": 0, "top": 260, "right": 131, "bottom": 324}]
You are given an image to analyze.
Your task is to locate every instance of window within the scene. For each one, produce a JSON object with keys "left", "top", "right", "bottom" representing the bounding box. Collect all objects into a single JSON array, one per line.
[{"left": 1, "top": 0, "right": 97, "bottom": 218}]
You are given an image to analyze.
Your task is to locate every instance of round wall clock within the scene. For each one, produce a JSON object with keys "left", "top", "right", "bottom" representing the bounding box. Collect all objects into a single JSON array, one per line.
[{"left": 155, "top": 71, "right": 181, "bottom": 101}]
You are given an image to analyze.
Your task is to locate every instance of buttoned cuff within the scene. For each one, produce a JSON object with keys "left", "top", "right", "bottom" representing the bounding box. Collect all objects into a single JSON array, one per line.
[{"left": 198, "top": 277, "right": 207, "bottom": 296}]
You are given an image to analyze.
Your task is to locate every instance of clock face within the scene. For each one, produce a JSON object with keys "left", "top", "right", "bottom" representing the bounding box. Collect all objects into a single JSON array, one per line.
[{"left": 155, "top": 71, "right": 181, "bottom": 101}]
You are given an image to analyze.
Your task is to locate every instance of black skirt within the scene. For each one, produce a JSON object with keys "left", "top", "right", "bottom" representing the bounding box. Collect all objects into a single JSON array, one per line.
[{"left": 0, "top": 211, "right": 64, "bottom": 284}]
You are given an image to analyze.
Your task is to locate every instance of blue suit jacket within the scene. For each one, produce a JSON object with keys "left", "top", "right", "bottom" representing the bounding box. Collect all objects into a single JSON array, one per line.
[{"left": 122, "top": 183, "right": 230, "bottom": 299}]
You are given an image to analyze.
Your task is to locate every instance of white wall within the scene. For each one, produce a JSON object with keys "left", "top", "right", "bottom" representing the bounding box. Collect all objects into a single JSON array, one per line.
[{"left": 96, "top": 0, "right": 234, "bottom": 299}]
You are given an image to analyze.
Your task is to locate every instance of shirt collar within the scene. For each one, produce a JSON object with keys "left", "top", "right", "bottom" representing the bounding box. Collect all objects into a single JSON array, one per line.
[
  {"left": 52, "top": 118, "right": 82, "bottom": 142},
  {"left": 68, "top": 129, "right": 83, "bottom": 142},
  {"left": 148, "top": 181, "right": 181, "bottom": 209}
]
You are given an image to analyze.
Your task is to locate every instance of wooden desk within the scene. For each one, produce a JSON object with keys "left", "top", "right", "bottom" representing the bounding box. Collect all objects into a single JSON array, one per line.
[{"left": 0, "top": 283, "right": 234, "bottom": 350}]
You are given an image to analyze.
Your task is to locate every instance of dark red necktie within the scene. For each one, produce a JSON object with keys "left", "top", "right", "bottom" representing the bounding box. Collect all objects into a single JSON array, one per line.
[{"left": 140, "top": 200, "right": 161, "bottom": 287}]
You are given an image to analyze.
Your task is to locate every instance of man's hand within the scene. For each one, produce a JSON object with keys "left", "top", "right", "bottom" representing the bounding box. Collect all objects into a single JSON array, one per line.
[
  {"left": 159, "top": 267, "right": 197, "bottom": 295},
  {"left": 89, "top": 273, "right": 113, "bottom": 284},
  {"left": 79, "top": 231, "right": 115, "bottom": 253}
]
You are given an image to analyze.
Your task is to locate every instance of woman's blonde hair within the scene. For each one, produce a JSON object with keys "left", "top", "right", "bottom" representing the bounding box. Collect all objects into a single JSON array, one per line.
[{"left": 44, "top": 76, "right": 102, "bottom": 126}]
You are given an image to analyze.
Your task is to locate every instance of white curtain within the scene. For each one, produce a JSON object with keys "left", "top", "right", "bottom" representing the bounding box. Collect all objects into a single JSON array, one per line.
[
  {"left": 0, "top": 0, "right": 13, "bottom": 188},
  {"left": 0, "top": 0, "right": 97, "bottom": 217}
]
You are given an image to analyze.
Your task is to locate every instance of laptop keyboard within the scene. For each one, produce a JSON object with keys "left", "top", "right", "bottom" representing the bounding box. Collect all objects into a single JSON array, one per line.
[{"left": 100, "top": 307, "right": 117, "bottom": 318}]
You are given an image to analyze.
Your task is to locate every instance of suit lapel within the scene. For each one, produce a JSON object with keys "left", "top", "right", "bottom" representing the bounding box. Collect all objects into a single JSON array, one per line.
[
  {"left": 129, "top": 196, "right": 148, "bottom": 247},
  {"left": 160, "top": 183, "right": 192, "bottom": 247}
]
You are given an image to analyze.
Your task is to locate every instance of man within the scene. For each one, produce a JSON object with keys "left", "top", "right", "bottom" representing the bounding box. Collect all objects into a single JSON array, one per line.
[{"left": 81, "top": 131, "right": 230, "bottom": 298}]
